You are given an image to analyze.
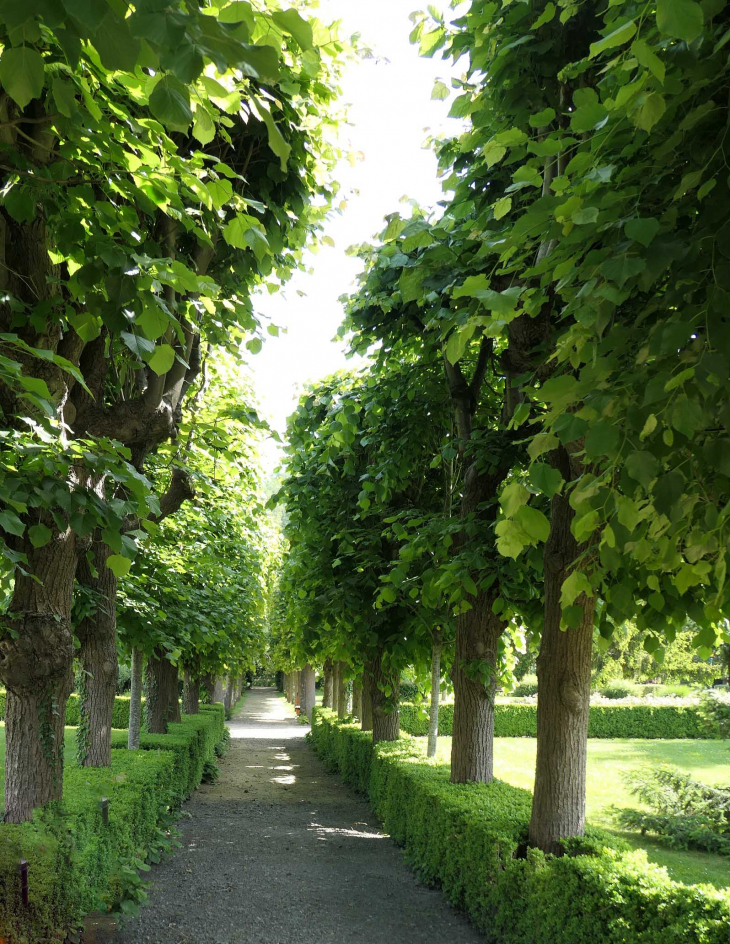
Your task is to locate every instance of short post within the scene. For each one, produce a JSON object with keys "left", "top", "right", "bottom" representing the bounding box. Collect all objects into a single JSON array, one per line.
[
  {"left": 100, "top": 796, "right": 110, "bottom": 826},
  {"left": 19, "top": 859, "right": 29, "bottom": 906}
]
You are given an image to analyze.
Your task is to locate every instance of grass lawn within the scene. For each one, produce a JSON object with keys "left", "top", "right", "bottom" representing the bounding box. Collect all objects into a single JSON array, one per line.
[{"left": 431, "top": 736, "right": 730, "bottom": 889}]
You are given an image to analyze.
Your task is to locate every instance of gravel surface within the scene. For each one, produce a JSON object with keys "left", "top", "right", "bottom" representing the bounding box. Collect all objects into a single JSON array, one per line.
[{"left": 105, "top": 687, "right": 482, "bottom": 944}]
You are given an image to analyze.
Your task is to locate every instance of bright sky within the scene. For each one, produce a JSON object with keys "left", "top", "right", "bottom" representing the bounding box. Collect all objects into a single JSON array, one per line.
[{"left": 250, "top": 0, "right": 463, "bottom": 469}]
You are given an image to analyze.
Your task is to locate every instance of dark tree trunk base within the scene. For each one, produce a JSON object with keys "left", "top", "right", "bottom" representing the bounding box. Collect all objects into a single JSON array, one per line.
[
  {"left": 368, "top": 650, "right": 400, "bottom": 745},
  {"left": 145, "top": 649, "right": 181, "bottom": 734}
]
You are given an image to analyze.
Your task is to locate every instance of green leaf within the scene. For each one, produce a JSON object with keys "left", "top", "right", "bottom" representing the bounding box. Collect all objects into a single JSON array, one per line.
[
  {"left": 560, "top": 570, "right": 593, "bottom": 607},
  {"left": 600, "top": 254, "right": 646, "bottom": 287},
  {"left": 107, "top": 554, "right": 132, "bottom": 578},
  {"left": 626, "top": 450, "right": 660, "bottom": 488},
  {"left": 528, "top": 107, "right": 556, "bottom": 128},
  {"left": 500, "top": 482, "right": 530, "bottom": 518},
  {"left": 0, "top": 510, "right": 25, "bottom": 536},
  {"left": 625, "top": 217, "right": 660, "bottom": 247},
  {"left": 584, "top": 420, "right": 620, "bottom": 458},
  {"left": 452, "top": 277, "right": 522, "bottom": 314},
  {"left": 529, "top": 463, "right": 563, "bottom": 498},
  {"left": 149, "top": 76, "right": 193, "bottom": 132},
  {"left": 250, "top": 96, "right": 291, "bottom": 170},
  {"left": 656, "top": 0, "right": 704, "bottom": 42},
  {"left": 531, "top": 2, "right": 555, "bottom": 29},
  {"left": 121, "top": 331, "right": 156, "bottom": 360},
  {"left": 589, "top": 19, "right": 637, "bottom": 58},
  {"left": 69, "top": 311, "right": 101, "bottom": 342},
  {"left": 493, "top": 196, "right": 512, "bottom": 220},
  {"left": 193, "top": 108, "right": 216, "bottom": 146},
  {"left": 146, "top": 343, "right": 176, "bottom": 376},
  {"left": 272, "top": 8, "right": 314, "bottom": 50},
  {"left": 431, "top": 79, "right": 450, "bottom": 100},
  {"left": 4, "top": 186, "right": 36, "bottom": 224},
  {"left": 0, "top": 46, "right": 45, "bottom": 109},
  {"left": 52, "top": 76, "right": 77, "bottom": 117},
  {"left": 515, "top": 504, "right": 550, "bottom": 543},
  {"left": 28, "top": 523, "right": 52, "bottom": 548},
  {"left": 570, "top": 102, "right": 608, "bottom": 134},
  {"left": 631, "top": 39, "right": 665, "bottom": 84},
  {"left": 399, "top": 267, "right": 425, "bottom": 303},
  {"left": 445, "top": 323, "right": 475, "bottom": 365},
  {"left": 632, "top": 92, "right": 666, "bottom": 132}
]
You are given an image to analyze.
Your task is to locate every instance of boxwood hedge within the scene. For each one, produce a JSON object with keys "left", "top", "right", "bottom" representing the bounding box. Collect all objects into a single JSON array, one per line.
[
  {"left": 312, "top": 708, "right": 730, "bottom": 944},
  {"left": 398, "top": 702, "right": 705, "bottom": 739},
  {"left": 0, "top": 703, "right": 224, "bottom": 943},
  {"left": 0, "top": 690, "right": 133, "bottom": 729}
]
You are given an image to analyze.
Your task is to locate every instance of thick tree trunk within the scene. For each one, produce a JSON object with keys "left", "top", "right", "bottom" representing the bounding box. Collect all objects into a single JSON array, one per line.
[
  {"left": 76, "top": 536, "right": 118, "bottom": 768},
  {"left": 201, "top": 672, "right": 215, "bottom": 704},
  {"left": 0, "top": 529, "right": 77, "bottom": 823},
  {"left": 336, "top": 661, "right": 347, "bottom": 718},
  {"left": 352, "top": 677, "right": 362, "bottom": 720},
  {"left": 183, "top": 670, "right": 200, "bottom": 714},
  {"left": 529, "top": 460, "right": 595, "bottom": 854},
  {"left": 361, "top": 666, "right": 373, "bottom": 732},
  {"left": 128, "top": 648, "right": 143, "bottom": 749},
  {"left": 368, "top": 650, "right": 400, "bottom": 745},
  {"left": 450, "top": 605, "right": 505, "bottom": 782},
  {"left": 323, "top": 659, "right": 333, "bottom": 708},
  {"left": 427, "top": 637, "right": 442, "bottom": 759},
  {"left": 212, "top": 676, "right": 224, "bottom": 704},
  {"left": 304, "top": 664, "right": 316, "bottom": 719},
  {"left": 145, "top": 649, "right": 181, "bottom": 734}
]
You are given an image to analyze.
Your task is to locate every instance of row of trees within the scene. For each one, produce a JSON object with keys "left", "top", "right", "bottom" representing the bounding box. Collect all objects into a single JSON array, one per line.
[
  {"left": 0, "top": 0, "right": 348, "bottom": 822},
  {"left": 273, "top": 0, "right": 730, "bottom": 854}
]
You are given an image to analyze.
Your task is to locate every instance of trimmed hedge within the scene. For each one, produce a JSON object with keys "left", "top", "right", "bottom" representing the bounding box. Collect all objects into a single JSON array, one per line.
[
  {"left": 399, "top": 702, "right": 705, "bottom": 739},
  {"left": 312, "top": 708, "right": 730, "bottom": 944},
  {"left": 0, "top": 690, "right": 133, "bottom": 729},
  {"left": 0, "top": 704, "right": 224, "bottom": 943}
]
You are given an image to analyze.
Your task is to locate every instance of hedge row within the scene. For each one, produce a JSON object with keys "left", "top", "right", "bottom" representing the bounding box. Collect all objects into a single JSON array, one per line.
[
  {"left": 312, "top": 708, "right": 730, "bottom": 944},
  {"left": 0, "top": 703, "right": 225, "bottom": 943},
  {"left": 0, "top": 691, "right": 134, "bottom": 729},
  {"left": 399, "top": 702, "right": 705, "bottom": 739}
]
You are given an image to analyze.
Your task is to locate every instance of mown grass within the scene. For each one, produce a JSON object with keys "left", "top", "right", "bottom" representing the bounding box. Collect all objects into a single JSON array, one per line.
[{"left": 431, "top": 735, "right": 730, "bottom": 889}]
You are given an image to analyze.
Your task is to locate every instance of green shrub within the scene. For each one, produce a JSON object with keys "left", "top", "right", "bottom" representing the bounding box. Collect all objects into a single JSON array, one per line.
[
  {"left": 398, "top": 703, "right": 705, "bottom": 739},
  {"left": 312, "top": 708, "right": 730, "bottom": 944},
  {"left": 512, "top": 674, "right": 538, "bottom": 697},
  {"left": 600, "top": 680, "right": 642, "bottom": 699},
  {"left": 0, "top": 690, "right": 133, "bottom": 728},
  {"left": 698, "top": 690, "right": 730, "bottom": 739},
  {"left": 400, "top": 679, "right": 421, "bottom": 702},
  {"left": 0, "top": 705, "right": 224, "bottom": 942},
  {"left": 614, "top": 766, "right": 730, "bottom": 857}
]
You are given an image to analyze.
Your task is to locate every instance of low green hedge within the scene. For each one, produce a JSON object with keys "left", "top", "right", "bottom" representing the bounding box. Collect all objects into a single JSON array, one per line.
[
  {"left": 0, "top": 704, "right": 224, "bottom": 943},
  {"left": 0, "top": 690, "right": 134, "bottom": 729},
  {"left": 312, "top": 708, "right": 730, "bottom": 944},
  {"left": 399, "top": 702, "right": 705, "bottom": 739}
]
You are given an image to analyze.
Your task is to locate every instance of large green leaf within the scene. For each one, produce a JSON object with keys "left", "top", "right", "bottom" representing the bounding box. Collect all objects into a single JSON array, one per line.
[
  {"left": 149, "top": 75, "right": 193, "bottom": 132},
  {"left": 272, "top": 8, "right": 313, "bottom": 50},
  {"left": 0, "top": 45, "right": 45, "bottom": 108},
  {"left": 656, "top": 0, "right": 704, "bottom": 42}
]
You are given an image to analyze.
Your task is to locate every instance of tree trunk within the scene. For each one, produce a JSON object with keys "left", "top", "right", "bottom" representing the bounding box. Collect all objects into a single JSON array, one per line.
[
  {"left": 368, "top": 650, "right": 400, "bottom": 745},
  {"left": 128, "top": 648, "right": 144, "bottom": 749},
  {"left": 145, "top": 649, "right": 181, "bottom": 734},
  {"left": 0, "top": 528, "right": 77, "bottom": 823},
  {"left": 450, "top": 604, "right": 505, "bottom": 782},
  {"left": 336, "top": 661, "right": 347, "bottom": 718},
  {"left": 304, "top": 664, "right": 316, "bottom": 719},
  {"left": 224, "top": 676, "right": 234, "bottom": 716},
  {"left": 201, "top": 672, "right": 215, "bottom": 704},
  {"left": 323, "top": 659, "right": 333, "bottom": 708},
  {"left": 427, "top": 636, "right": 442, "bottom": 759},
  {"left": 183, "top": 670, "right": 200, "bottom": 714},
  {"left": 75, "top": 536, "right": 118, "bottom": 768},
  {"left": 352, "top": 677, "right": 362, "bottom": 720},
  {"left": 361, "top": 666, "right": 373, "bottom": 732},
  {"left": 212, "top": 676, "right": 224, "bottom": 704},
  {"left": 529, "top": 460, "right": 596, "bottom": 854}
]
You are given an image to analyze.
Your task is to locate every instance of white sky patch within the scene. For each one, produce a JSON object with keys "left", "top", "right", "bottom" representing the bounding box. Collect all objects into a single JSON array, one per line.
[{"left": 248, "top": 0, "right": 465, "bottom": 470}]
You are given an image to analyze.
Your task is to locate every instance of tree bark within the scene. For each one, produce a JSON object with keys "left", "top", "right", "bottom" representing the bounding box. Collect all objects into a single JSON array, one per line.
[
  {"left": 361, "top": 666, "right": 374, "bottom": 732},
  {"left": 352, "top": 677, "right": 362, "bottom": 720},
  {"left": 368, "top": 650, "right": 400, "bottom": 745},
  {"left": 0, "top": 528, "right": 77, "bottom": 823},
  {"left": 75, "top": 536, "right": 118, "bottom": 768},
  {"left": 427, "top": 636, "right": 442, "bottom": 759},
  {"left": 128, "top": 648, "right": 144, "bottom": 749},
  {"left": 336, "top": 661, "right": 347, "bottom": 718},
  {"left": 201, "top": 672, "right": 215, "bottom": 704},
  {"left": 296, "top": 669, "right": 304, "bottom": 712},
  {"left": 529, "top": 454, "right": 596, "bottom": 854},
  {"left": 183, "top": 670, "right": 200, "bottom": 714},
  {"left": 223, "top": 676, "right": 234, "bottom": 716},
  {"left": 145, "top": 649, "right": 181, "bottom": 734},
  {"left": 323, "top": 659, "right": 334, "bottom": 708},
  {"left": 212, "top": 676, "right": 224, "bottom": 704},
  {"left": 304, "top": 664, "right": 316, "bottom": 719}
]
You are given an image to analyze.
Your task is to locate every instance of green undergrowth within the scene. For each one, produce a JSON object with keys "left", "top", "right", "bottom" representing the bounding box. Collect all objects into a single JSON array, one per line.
[
  {"left": 399, "top": 702, "right": 707, "bottom": 739},
  {"left": 312, "top": 708, "right": 730, "bottom": 944},
  {"left": 0, "top": 704, "right": 225, "bottom": 943}
]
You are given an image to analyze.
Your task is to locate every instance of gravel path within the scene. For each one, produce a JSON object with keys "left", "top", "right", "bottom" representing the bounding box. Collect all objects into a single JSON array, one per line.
[{"left": 107, "top": 687, "right": 481, "bottom": 944}]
